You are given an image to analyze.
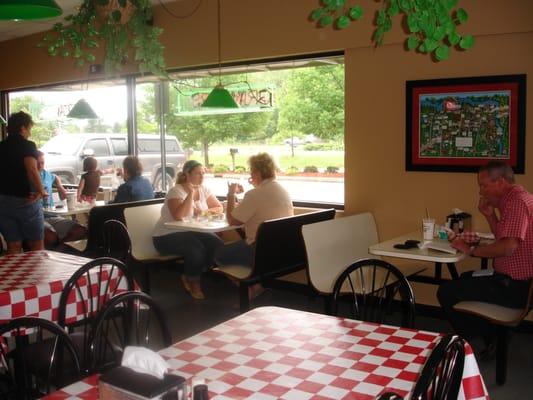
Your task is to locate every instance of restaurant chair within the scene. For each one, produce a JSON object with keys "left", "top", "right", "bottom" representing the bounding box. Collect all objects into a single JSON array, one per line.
[
  {"left": 303, "top": 212, "right": 425, "bottom": 314},
  {"left": 453, "top": 278, "right": 533, "bottom": 385},
  {"left": 124, "top": 204, "right": 183, "bottom": 293},
  {"left": 411, "top": 334, "right": 465, "bottom": 400},
  {"left": 57, "top": 257, "right": 135, "bottom": 375},
  {"left": 332, "top": 258, "right": 415, "bottom": 328},
  {"left": 0, "top": 317, "right": 81, "bottom": 399},
  {"left": 103, "top": 219, "right": 131, "bottom": 263},
  {"left": 89, "top": 291, "right": 172, "bottom": 373}
]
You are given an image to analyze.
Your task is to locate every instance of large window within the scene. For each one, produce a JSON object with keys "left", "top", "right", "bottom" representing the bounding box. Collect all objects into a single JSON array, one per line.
[
  {"left": 6, "top": 54, "right": 344, "bottom": 204},
  {"left": 137, "top": 56, "right": 345, "bottom": 204}
]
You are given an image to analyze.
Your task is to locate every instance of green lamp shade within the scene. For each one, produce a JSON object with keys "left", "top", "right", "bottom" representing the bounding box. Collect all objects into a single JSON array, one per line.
[
  {"left": 202, "top": 84, "right": 239, "bottom": 108},
  {"left": 67, "top": 99, "right": 98, "bottom": 119},
  {"left": 0, "top": 0, "right": 63, "bottom": 20}
]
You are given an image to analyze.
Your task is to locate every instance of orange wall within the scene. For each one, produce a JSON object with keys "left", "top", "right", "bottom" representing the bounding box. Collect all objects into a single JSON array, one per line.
[{"left": 0, "top": 0, "right": 532, "bottom": 246}]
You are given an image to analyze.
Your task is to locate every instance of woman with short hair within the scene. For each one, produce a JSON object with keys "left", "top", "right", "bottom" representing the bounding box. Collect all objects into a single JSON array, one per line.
[
  {"left": 0, "top": 111, "right": 47, "bottom": 254},
  {"left": 216, "top": 152, "right": 293, "bottom": 271},
  {"left": 112, "top": 156, "right": 154, "bottom": 203},
  {"left": 152, "top": 160, "right": 223, "bottom": 300}
]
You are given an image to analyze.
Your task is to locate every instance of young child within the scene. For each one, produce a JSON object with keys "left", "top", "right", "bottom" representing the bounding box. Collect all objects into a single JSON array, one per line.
[{"left": 77, "top": 156, "right": 101, "bottom": 203}]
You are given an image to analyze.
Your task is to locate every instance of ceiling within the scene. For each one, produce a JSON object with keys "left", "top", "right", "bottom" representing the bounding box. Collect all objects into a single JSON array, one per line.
[{"left": 0, "top": 0, "right": 178, "bottom": 42}]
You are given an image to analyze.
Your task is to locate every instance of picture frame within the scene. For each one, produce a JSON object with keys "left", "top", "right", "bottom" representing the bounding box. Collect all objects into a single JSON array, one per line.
[{"left": 406, "top": 74, "right": 526, "bottom": 173}]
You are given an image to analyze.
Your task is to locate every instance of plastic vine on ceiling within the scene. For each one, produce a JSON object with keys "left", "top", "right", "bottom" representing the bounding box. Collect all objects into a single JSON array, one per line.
[{"left": 310, "top": 0, "right": 474, "bottom": 61}]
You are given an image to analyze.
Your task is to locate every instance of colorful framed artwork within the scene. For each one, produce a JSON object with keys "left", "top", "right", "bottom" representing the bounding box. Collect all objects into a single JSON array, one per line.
[{"left": 406, "top": 74, "right": 526, "bottom": 173}]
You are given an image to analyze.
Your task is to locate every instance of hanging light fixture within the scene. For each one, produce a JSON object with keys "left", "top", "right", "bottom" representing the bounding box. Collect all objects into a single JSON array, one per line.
[
  {"left": 0, "top": 0, "right": 62, "bottom": 20},
  {"left": 67, "top": 99, "right": 98, "bottom": 119},
  {"left": 202, "top": 0, "right": 238, "bottom": 109}
]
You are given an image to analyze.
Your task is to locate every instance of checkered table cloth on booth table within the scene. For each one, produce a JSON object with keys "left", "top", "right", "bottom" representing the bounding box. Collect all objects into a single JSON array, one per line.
[
  {"left": 0, "top": 250, "right": 129, "bottom": 328},
  {"left": 43, "top": 306, "right": 489, "bottom": 400}
]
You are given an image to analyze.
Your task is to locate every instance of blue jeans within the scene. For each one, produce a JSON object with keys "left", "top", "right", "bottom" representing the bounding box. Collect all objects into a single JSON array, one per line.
[
  {"left": 0, "top": 195, "right": 44, "bottom": 242},
  {"left": 215, "top": 239, "right": 254, "bottom": 268},
  {"left": 153, "top": 231, "right": 223, "bottom": 280}
]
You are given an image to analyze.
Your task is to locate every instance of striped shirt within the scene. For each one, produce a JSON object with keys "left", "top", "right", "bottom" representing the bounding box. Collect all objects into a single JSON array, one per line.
[{"left": 494, "top": 185, "right": 533, "bottom": 280}]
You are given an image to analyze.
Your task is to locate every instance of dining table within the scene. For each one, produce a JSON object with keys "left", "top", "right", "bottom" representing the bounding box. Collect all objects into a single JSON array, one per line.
[
  {"left": 369, "top": 231, "right": 466, "bottom": 284},
  {"left": 43, "top": 200, "right": 106, "bottom": 218},
  {"left": 0, "top": 250, "right": 127, "bottom": 327},
  {"left": 164, "top": 218, "right": 241, "bottom": 233},
  {"left": 43, "top": 306, "right": 489, "bottom": 400}
]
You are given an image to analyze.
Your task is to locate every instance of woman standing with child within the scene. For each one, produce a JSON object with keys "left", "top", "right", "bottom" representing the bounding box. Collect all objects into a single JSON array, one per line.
[{"left": 152, "top": 160, "right": 223, "bottom": 300}]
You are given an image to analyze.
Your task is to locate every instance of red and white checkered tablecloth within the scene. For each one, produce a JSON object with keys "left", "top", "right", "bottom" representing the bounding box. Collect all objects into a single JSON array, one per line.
[
  {"left": 44, "top": 307, "right": 489, "bottom": 400},
  {"left": 0, "top": 250, "right": 128, "bottom": 327}
]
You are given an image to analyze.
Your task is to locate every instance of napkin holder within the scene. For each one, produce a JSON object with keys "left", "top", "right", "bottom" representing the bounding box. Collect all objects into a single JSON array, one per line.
[{"left": 99, "top": 366, "right": 186, "bottom": 400}]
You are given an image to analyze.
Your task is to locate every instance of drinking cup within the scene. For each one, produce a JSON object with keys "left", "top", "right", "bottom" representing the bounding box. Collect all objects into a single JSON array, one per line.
[{"left": 422, "top": 218, "right": 435, "bottom": 241}]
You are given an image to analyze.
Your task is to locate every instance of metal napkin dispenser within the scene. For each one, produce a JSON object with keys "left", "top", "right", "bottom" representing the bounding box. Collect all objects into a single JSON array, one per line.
[{"left": 446, "top": 212, "right": 471, "bottom": 234}]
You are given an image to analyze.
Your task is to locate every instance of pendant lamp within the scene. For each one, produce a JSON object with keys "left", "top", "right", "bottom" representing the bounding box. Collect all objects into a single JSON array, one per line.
[
  {"left": 67, "top": 98, "right": 98, "bottom": 119},
  {"left": 202, "top": 0, "right": 238, "bottom": 109},
  {"left": 0, "top": 0, "right": 62, "bottom": 20}
]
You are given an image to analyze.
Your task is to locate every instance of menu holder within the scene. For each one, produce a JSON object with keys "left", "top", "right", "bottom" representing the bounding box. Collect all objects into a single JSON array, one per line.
[{"left": 99, "top": 366, "right": 186, "bottom": 400}]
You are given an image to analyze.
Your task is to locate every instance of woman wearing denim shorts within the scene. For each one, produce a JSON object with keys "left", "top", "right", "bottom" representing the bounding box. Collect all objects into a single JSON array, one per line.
[{"left": 0, "top": 111, "right": 47, "bottom": 254}]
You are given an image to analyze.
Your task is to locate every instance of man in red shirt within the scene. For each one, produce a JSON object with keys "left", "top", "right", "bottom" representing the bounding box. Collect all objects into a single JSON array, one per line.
[{"left": 437, "top": 161, "right": 533, "bottom": 352}]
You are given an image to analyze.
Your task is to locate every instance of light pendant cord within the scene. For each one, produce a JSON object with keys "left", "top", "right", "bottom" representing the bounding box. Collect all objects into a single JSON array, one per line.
[{"left": 217, "top": 0, "right": 222, "bottom": 85}]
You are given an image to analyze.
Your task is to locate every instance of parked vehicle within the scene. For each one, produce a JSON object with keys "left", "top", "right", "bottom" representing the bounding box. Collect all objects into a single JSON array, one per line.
[{"left": 40, "top": 133, "right": 186, "bottom": 191}]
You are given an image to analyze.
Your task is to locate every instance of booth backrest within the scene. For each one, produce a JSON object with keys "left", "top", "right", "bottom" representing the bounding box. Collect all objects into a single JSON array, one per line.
[
  {"left": 85, "top": 198, "right": 164, "bottom": 256},
  {"left": 302, "top": 212, "right": 379, "bottom": 294},
  {"left": 124, "top": 203, "right": 165, "bottom": 261},
  {"left": 251, "top": 208, "right": 336, "bottom": 280}
]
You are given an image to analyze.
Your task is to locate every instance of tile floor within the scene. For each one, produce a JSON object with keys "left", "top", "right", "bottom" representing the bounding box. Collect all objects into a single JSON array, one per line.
[{"left": 146, "top": 266, "right": 533, "bottom": 398}]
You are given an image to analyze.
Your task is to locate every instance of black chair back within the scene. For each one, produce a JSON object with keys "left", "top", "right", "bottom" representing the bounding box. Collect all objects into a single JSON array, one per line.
[
  {"left": 411, "top": 334, "right": 465, "bottom": 400},
  {"left": 252, "top": 209, "right": 336, "bottom": 278},
  {"left": 0, "top": 317, "right": 81, "bottom": 399},
  {"left": 85, "top": 198, "right": 164, "bottom": 256},
  {"left": 57, "top": 257, "right": 135, "bottom": 373},
  {"left": 332, "top": 258, "right": 415, "bottom": 328},
  {"left": 89, "top": 291, "right": 172, "bottom": 373},
  {"left": 103, "top": 220, "right": 131, "bottom": 262}
]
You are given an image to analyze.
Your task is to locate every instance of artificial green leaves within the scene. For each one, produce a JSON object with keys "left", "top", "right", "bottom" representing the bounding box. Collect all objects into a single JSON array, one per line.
[{"left": 310, "top": 0, "right": 474, "bottom": 61}]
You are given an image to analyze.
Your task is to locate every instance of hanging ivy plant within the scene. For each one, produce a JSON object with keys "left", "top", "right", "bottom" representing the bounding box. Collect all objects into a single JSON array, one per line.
[
  {"left": 310, "top": 0, "right": 474, "bottom": 61},
  {"left": 37, "top": 0, "right": 167, "bottom": 76}
]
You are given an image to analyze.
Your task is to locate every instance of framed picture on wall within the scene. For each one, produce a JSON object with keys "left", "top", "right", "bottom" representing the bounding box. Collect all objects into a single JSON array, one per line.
[{"left": 406, "top": 74, "right": 526, "bottom": 173}]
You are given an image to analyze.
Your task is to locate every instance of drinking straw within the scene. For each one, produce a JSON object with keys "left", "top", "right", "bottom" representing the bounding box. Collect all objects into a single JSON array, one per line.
[{"left": 425, "top": 208, "right": 430, "bottom": 219}]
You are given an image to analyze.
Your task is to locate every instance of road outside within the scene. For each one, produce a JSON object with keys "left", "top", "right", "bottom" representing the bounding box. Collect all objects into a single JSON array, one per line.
[{"left": 203, "top": 174, "right": 344, "bottom": 204}]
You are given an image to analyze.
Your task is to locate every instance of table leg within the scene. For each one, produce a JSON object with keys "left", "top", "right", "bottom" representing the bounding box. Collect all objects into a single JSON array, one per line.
[
  {"left": 435, "top": 262, "right": 442, "bottom": 280},
  {"left": 447, "top": 262, "right": 459, "bottom": 279}
]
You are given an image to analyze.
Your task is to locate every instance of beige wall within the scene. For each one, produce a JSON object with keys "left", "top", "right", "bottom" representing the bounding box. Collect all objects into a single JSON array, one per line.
[{"left": 1, "top": 0, "right": 532, "bottom": 254}]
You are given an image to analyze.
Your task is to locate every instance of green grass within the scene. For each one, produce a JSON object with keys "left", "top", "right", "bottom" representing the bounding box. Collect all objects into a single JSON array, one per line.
[{"left": 191, "top": 145, "right": 344, "bottom": 171}]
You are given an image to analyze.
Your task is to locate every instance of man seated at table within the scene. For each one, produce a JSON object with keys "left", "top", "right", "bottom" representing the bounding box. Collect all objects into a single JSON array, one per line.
[
  {"left": 215, "top": 152, "right": 294, "bottom": 298},
  {"left": 38, "top": 151, "right": 87, "bottom": 251},
  {"left": 110, "top": 156, "right": 154, "bottom": 203},
  {"left": 437, "top": 161, "right": 532, "bottom": 357}
]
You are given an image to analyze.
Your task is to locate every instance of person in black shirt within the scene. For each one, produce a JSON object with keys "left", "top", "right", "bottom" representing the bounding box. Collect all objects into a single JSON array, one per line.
[{"left": 0, "top": 111, "right": 47, "bottom": 254}]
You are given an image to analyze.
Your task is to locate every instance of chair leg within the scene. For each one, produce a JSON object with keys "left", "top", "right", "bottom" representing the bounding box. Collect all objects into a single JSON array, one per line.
[
  {"left": 496, "top": 328, "right": 508, "bottom": 385},
  {"left": 324, "top": 295, "right": 333, "bottom": 315},
  {"left": 239, "top": 283, "right": 250, "bottom": 313},
  {"left": 144, "top": 265, "right": 151, "bottom": 294}
]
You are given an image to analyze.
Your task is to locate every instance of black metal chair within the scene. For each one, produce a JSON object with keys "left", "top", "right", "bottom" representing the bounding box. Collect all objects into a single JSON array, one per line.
[
  {"left": 103, "top": 219, "right": 132, "bottom": 263},
  {"left": 57, "top": 257, "right": 135, "bottom": 374},
  {"left": 0, "top": 317, "right": 81, "bottom": 400},
  {"left": 89, "top": 291, "right": 172, "bottom": 373},
  {"left": 332, "top": 258, "right": 416, "bottom": 328},
  {"left": 411, "top": 334, "right": 465, "bottom": 400}
]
